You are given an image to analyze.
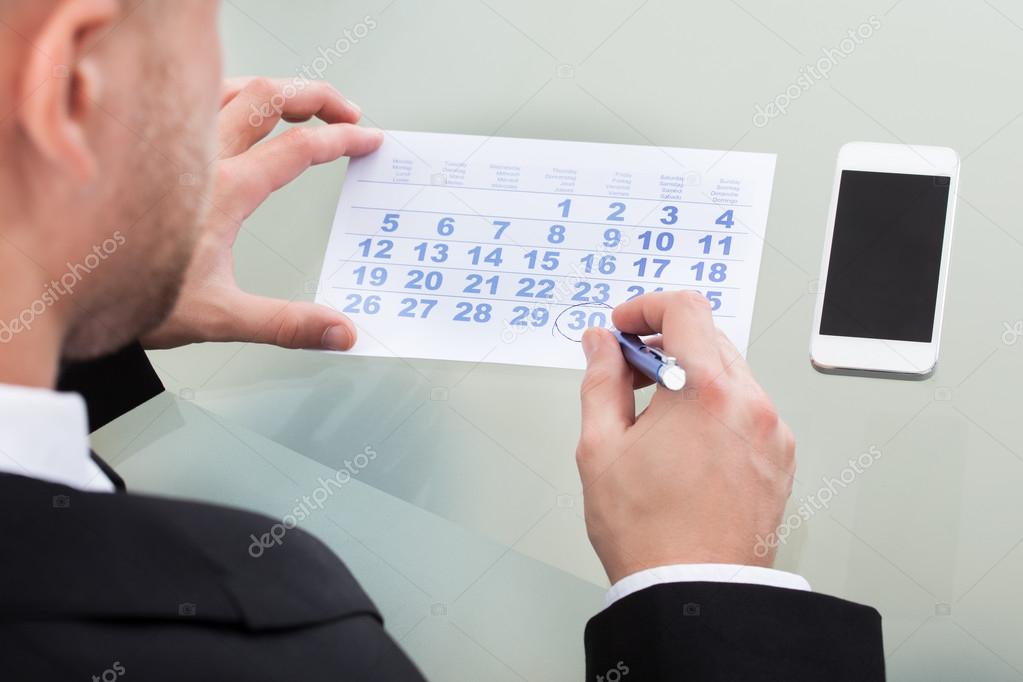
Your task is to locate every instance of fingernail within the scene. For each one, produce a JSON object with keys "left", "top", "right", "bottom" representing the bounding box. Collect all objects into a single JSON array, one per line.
[
  {"left": 581, "top": 328, "right": 599, "bottom": 361},
  {"left": 322, "top": 324, "right": 353, "bottom": 351}
]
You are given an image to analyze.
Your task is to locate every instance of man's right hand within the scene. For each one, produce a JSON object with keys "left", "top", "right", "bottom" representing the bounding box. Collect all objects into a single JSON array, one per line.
[{"left": 576, "top": 291, "right": 796, "bottom": 585}]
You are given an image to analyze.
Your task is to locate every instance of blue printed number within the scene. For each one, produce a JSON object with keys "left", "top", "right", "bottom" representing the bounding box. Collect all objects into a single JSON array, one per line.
[
  {"left": 706, "top": 291, "right": 723, "bottom": 311},
  {"left": 716, "top": 210, "right": 735, "bottom": 229},
  {"left": 626, "top": 285, "right": 664, "bottom": 300},
  {"left": 468, "top": 246, "right": 504, "bottom": 267},
  {"left": 607, "top": 202, "right": 626, "bottom": 221},
  {"left": 381, "top": 213, "right": 400, "bottom": 232},
  {"left": 698, "top": 234, "right": 732, "bottom": 255},
  {"left": 524, "top": 250, "right": 560, "bottom": 270},
  {"left": 690, "top": 262, "right": 727, "bottom": 282},
  {"left": 492, "top": 220, "right": 511, "bottom": 239},
  {"left": 357, "top": 238, "right": 393, "bottom": 259},
  {"left": 413, "top": 242, "right": 448, "bottom": 263},
  {"left": 557, "top": 198, "right": 571, "bottom": 218},
  {"left": 580, "top": 254, "right": 616, "bottom": 274},
  {"left": 633, "top": 257, "right": 670, "bottom": 278},
  {"left": 602, "top": 228, "right": 621, "bottom": 248},
  {"left": 572, "top": 282, "right": 611, "bottom": 303},
  {"left": 547, "top": 225, "right": 567, "bottom": 244},
  {"left": 342, "top": 294, "right": 381, "bottom": 315},
  {"left": 405, "top": 270, "right": 444, "bottom": 290},
  {"left": 353, "top": 266, "right": 387, "bottom": 286},
  {"left": 638, "top": 230, "right": 675, "bottom": 251},
  {"left": 567, "top": 310, "right": 607, "bottom": 331},
  {"left": 516, "top": 277, "right": 555, "bottom": 299},
  {"left": 510, "top": 306, "right": 550, "bottom": 327},
  {"left": 464, "top": 274, "right": 499, "bottom": 295},
  {"left": 660, "top": 206, "right": 678, "bottom": 225},
  {"left": 398, "top": 298, "right": 438, "bottom": 318},
  {"left": 453, "top": 302, "right": 492, "bottom": 323},
  {"left": 437, "top": 217, "right": 455, "bottom": 236}
]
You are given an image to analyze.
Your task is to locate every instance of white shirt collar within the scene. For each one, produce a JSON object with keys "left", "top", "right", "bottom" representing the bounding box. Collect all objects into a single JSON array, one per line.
[{"left": 0, "top": 383, "right": 114, "bottom": 492}]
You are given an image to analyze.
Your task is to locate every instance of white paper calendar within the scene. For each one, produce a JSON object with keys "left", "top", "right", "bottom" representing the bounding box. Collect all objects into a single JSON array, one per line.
[{"left": 315, "top": 131, "right": 776, "bottom": 370}]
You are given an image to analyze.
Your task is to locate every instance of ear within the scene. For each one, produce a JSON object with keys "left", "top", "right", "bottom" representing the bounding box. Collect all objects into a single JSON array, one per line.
[{"left": 16, "top": 0, "right": 120, "bottom": 183}]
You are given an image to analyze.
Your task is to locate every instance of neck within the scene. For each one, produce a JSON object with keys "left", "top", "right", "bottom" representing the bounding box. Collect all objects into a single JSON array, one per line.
[{"left": 0, "top": 251, "right": 67, "bottom": 388}]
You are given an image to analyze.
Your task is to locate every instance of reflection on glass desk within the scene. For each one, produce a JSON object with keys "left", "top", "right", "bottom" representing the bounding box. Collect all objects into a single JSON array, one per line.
[{"left": 93, "top": 391, "right": 604, "bottom": 681}]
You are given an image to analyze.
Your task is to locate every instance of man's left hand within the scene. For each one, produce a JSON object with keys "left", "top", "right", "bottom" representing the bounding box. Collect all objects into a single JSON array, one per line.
[{"left": 142, "top": 77, "right": 383, "bottom": 351}]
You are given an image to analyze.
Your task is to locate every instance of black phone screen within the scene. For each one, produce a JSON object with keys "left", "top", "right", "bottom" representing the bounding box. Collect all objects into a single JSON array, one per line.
[{"left": 819, "top": 170, "right": 950, "bottom": 342}]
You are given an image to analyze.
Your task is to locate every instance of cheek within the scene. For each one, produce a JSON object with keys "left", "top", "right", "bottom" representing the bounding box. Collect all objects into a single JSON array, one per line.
[
  {"left": 186, "top": 5, "right": 223, "bottom": 116},
  {"left": 190, "top": 33, "right": 223, "bottom": 155},
  {"left": 203, "top": 28, "right": 223, "bottom": 91},
  {"left": 200, "top": 36, "right": 223, "bottom": 115}
]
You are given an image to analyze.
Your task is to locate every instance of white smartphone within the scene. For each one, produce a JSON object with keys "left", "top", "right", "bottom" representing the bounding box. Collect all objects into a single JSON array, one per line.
[{"left": 810, "top": 142, "right": 959, "bottom": 378}]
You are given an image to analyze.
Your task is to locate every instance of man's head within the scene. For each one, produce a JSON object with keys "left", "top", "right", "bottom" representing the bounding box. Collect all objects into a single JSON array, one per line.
[{"left": 0, "top": 0, "right": 222, "bottom": 363}]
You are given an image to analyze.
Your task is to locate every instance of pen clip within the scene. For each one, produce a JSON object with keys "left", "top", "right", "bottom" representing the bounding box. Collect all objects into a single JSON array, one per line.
[{"left": 644, "top": 341, "right": 677, "bottom": 367}]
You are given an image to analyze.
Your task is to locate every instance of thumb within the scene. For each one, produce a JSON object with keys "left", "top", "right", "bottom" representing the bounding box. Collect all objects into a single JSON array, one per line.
[
  {"left": 228, "top": 293, "right": 357, "bottom": 350},
  {"left": 579, "top": 328, "right": 636, "bottom": 444}
]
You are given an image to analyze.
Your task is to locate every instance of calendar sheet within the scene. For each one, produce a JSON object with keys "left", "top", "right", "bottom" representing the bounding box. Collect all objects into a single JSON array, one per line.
[{"left": 315, "top": 131, "right": 776, "bottom": 370}]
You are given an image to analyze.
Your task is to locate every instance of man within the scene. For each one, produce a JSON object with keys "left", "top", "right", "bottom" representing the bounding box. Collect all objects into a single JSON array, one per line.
[{"left": 0, "top": 1, "right": 885, "bottom": 679}]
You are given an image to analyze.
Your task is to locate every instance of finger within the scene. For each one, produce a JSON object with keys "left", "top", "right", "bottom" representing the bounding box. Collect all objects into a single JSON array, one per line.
[
  {"left": 714, "top": 330, "right": 761, "bottom": 393},
  {"left": 219, "top": 124, "right": 383, "bottom": 219},
  {"left": 579, "top": 327, "right": 636, "bottom": 446},
  {"left": 216, "top": 78, "right": 362, "bottom": 158},
  {"left": 715, "top": 329, "right": 766, "bottom": 405},
  {"left": 220, "top": 76, "right": 256, "bottom": 108},
  {"left": 611, "top": 291, "right": 723, "bottom": 385},
  {"left": 715, "top": 329, "right": 747, "bottom": 375},
  {"left": 222, "top": 292, "right": 358, "bottom": 350}
]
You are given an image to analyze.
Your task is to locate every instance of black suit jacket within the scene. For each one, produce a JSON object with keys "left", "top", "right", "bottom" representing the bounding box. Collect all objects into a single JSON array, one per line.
[{"left": 0, "top": 344, "right": 885, "bottom": 681}]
